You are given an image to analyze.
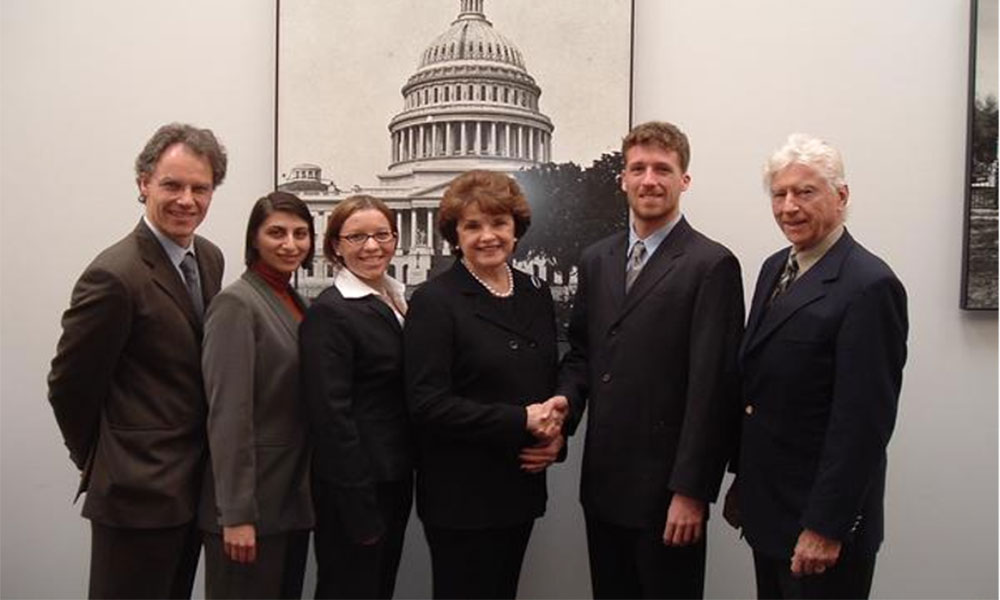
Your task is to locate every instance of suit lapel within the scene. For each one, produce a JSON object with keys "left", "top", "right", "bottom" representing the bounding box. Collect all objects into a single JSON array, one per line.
[
  {"left": 366, "top": 296, "right": 404, "bottom": 335},
  {"left": 452, "top": 261, "right": 540, "bottom": 339},
  {"left": 741, "top": 251, "right": 786, "bottom": 358},
  {"left": 194, "top": 235, "right": 222, "bottom": 303},
  {"left": 600, "top": 231, "right": 628, "bottom": 314},
  {"left": 135, "top": 220, "right": 202, "bottom": 331},
  {"left": 743, "top": 232, "right": 856, "bottom": 356},
  {"left": 600, "top": 232, "right": 628, "bottom": 313},
  {"left": 616, "top": 218, "right": 690, "bottom": 322},
  {"left": 243, "top": 270, "right": 304, "bottom": 340},
  {"left": 330, "top": 272, "right": 404, "bottom": 336}
]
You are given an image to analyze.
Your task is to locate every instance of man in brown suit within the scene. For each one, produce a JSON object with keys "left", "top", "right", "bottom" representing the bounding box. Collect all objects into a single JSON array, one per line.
[{"left": 48, "top": 123, "right": 228, "bottom": 599}]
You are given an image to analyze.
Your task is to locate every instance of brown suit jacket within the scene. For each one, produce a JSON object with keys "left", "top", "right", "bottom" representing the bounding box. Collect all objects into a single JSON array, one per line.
[{"left": 48, "top": 219, "right": 224, "bottom": 528}]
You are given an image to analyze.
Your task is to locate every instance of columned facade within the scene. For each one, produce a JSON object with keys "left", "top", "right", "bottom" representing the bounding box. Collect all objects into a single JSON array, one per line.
[{"left": 281, "top": 0, "right": 555, "bottom": 296}]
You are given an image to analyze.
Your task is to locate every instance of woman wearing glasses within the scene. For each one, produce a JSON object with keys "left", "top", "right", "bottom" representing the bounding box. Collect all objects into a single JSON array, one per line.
[{"left": 300, "top": 195, "right": 414, "bottom": 599}]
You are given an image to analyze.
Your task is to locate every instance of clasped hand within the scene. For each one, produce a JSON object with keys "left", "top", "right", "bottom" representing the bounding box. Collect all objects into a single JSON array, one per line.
[
  {"left": 525, "top": 395, "right": 568, "bottom": 441},
  {"left": 521, "top": 395, "right": 569, "bottom": 473}
]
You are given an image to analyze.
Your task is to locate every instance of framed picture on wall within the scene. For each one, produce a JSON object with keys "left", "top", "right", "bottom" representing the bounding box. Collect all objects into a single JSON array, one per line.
[
  {"left": 961, "top": 0, "right": 998, "bottom": 310},
  {"left": 275, "top": 0, "right": 634, "bottom": 332}
]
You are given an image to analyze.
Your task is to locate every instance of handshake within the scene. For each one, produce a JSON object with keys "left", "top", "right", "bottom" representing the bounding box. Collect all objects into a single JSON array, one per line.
[
  {"left": 520, "top": 395, "right": 569, "bottom": 474},
  {"left": 525, "top": 395, "right": 569, "bottom": 441}
]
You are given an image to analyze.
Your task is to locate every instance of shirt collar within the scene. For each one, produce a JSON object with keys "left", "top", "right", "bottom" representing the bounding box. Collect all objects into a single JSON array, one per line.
[
  {"left": 795, "top": 224, "right": 844, "bottom": 276},
  {"left": 628, "top": 212, "right": 682, "bottom": 257},
  {"left": 335, "top": 267, "right": 405, "bottom": 300},
  {"left": 144, "top": 215, "right": 194, "bottom": 268}
]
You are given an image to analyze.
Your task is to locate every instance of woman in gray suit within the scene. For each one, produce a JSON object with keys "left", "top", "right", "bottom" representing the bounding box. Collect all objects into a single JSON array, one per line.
[
  {"left": 200, "top": 191, "right": 316, "bottom": 599},
  {"left": 300, "top": 195, "right": 414, "bottom": 599}
]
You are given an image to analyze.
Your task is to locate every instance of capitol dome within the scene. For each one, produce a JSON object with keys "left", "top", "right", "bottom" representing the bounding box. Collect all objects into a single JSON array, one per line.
[
  {"left": 418, "top": 2, "right": 525, "bottom": 70},
  {"left": 382, "top": 0, "right": 554, "bottom": 182}
]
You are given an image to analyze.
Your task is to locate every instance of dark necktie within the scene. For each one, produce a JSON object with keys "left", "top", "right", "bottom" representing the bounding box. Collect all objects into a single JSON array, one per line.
[
  {"left": 625, "top": 240, "right": 647, "bottom": 293},
  {"left": 179, "top": 252, "right": 205, "bottom": 319},
  {"left": 770, "top": 252, "right": 799, "bottom": 301}
]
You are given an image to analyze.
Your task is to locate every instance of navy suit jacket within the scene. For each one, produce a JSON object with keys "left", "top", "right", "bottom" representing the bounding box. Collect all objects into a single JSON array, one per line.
[
  {"left": 558, "top": 217, "right": 745, "bottom": 529},
  {"left": 738, "top": 230, "right": 908, "bottom": 559}
]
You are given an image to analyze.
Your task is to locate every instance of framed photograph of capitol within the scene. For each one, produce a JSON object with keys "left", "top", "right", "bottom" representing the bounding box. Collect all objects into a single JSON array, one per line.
[
  {"left": 276, "top": 0, "right": 634, "bottom": 328},
  {"left": 961, "top": 0, "right": 998, "bottom": 310}
]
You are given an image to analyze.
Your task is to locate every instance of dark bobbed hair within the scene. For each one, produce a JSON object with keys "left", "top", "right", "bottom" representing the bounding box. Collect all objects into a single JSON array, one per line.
[
  {"left": 244, "top": 191, "right": 315, "bottom": 268},
  {"left": 322, "top": 195, "right": 397, "bottom": 266},
  {"left": 135, "top": 123, "right": 228, "bottom": 199},
  {"left": 438, "top": 170, "right": 531, "bottom": 257},
  {"left": 621, "top": 121, "right": 691, "bottom": 172}
]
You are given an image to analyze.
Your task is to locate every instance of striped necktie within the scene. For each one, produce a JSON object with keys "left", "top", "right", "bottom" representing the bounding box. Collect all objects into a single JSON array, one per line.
[
  {"left": 770, "top": 252, "right": 799, "bottom": 301},
  {"left": 179, "top": 252, "right": 205, "bottom": 319},
  {"left": 625, "top": 240, "right": 647, "bottom": 293}
]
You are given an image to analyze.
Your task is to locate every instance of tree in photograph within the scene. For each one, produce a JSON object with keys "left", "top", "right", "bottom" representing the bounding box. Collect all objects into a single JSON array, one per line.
[
  {"left": 972, "top": 94, "right": 998, "bottom": 182},
  {"left": 514, "top": 152, "right": 628, "bottom": 280}
]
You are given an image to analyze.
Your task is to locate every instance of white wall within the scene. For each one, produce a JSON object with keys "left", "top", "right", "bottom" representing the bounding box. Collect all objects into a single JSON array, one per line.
[{"left": 1, "top": 1, "right": 995, "bottom": 598}]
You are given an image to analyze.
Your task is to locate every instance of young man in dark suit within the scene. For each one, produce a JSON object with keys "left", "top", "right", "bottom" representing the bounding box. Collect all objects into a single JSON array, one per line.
[
  {"left": 48, "top": 123, "right": 227, "bottom": 599},
  {"left": 554, "top": 121, "right": 745, "bottom": 599},
  {"left": 725, "top": 134, "right": 908, "bottom": 599}
]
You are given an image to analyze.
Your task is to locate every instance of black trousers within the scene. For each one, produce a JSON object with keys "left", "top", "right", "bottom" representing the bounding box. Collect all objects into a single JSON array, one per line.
[
  {"left": 423, "top": 520, "right": 534, "bottom": 600},
  {"left": 313, "top": 479, "right": 413, "bottom": 599},
  {"left": 203, "top": 529, "right": 309, "bottom": 599},
  {"left": 89, "top": 520, "right": 201, "bottom": 599},
  {"left": 752, "top": 548, "right": 876, "bottom": 599},
  {"left": 585, "top": 513, "right": 706, "bottom": 600}
]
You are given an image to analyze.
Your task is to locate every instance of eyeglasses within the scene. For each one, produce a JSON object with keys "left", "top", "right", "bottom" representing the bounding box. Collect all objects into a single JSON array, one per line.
[{"left": 339, "top": 231, "right": 397, "bottom": 245}]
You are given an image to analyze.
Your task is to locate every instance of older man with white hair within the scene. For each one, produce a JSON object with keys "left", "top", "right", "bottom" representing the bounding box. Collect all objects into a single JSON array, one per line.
[{"left": 725, "top": 134, "right": 908, "bottom": 599}]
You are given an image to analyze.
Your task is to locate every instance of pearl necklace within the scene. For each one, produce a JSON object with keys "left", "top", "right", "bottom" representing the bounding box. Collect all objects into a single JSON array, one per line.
[{"left": 463, "top": 259, "right": 514, "bottom": 298}]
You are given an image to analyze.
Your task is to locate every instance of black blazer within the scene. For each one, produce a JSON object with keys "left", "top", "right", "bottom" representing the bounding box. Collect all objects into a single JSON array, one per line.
[
  {"left": 558, "top": 217, "right": 745, "bottom": 529},
  {"left": 404, "top": 261, "right": 559, "bottom": 529},
  {"left": 737, "top": 230, "right": 907, "bottom": 559},
  {"left": 300, "top": 281, "right": 414, "bottom": 542},
  {"left": 48, "top": 219, "right": 223, "bottom": 527}
]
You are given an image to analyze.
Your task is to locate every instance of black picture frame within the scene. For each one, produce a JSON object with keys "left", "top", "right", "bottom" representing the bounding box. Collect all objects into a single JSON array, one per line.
[{"left": 961, "top": 0, "right": 998, "bottom": 310}]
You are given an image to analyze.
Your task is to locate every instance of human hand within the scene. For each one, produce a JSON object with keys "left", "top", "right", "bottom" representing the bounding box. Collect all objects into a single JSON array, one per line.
[
  {"left": 790, "top": 529, "right": 841, "bottom": 576},
  {"left": 519, "top": 434, "right": 564, "bottom": 473},
  {"left": 525, "top": 395, "right": 568, "bottom": 440},
  {"left": 662, "top": 493, "right": 706, "bottom": 546},
  {"left": 223, "top": 523, "right": 257, "bottom": 563}
]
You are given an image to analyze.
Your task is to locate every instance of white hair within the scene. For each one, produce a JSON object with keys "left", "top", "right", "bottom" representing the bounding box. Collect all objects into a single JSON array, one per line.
[{"left": 763, "top": 133, "right": 846, "bottom": 192}]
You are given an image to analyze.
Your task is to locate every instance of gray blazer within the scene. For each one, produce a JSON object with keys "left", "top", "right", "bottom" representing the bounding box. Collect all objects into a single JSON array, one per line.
[
  {"left": 48, "top": 219, "right": 223, "bottom": 528},
  {"left": 199, "top": 270, "right": 314, "bottom": 535}
]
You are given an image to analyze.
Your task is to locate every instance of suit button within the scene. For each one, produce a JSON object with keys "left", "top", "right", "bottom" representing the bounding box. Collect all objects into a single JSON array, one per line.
[
  {"left": 601, "top": 373, "right": 612, "bottom": 383},
  {"left": 745, "top": 404, "right": 754, "bottom": 415},
  {"left": 529, "top": 341, "right": 538, "bottom": 349},
  {"left": 609, "top": 327, "right": 618, "bottom": 337},
  {"left": 508, "top": 340, "right": 519, "bottom": 350}
]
